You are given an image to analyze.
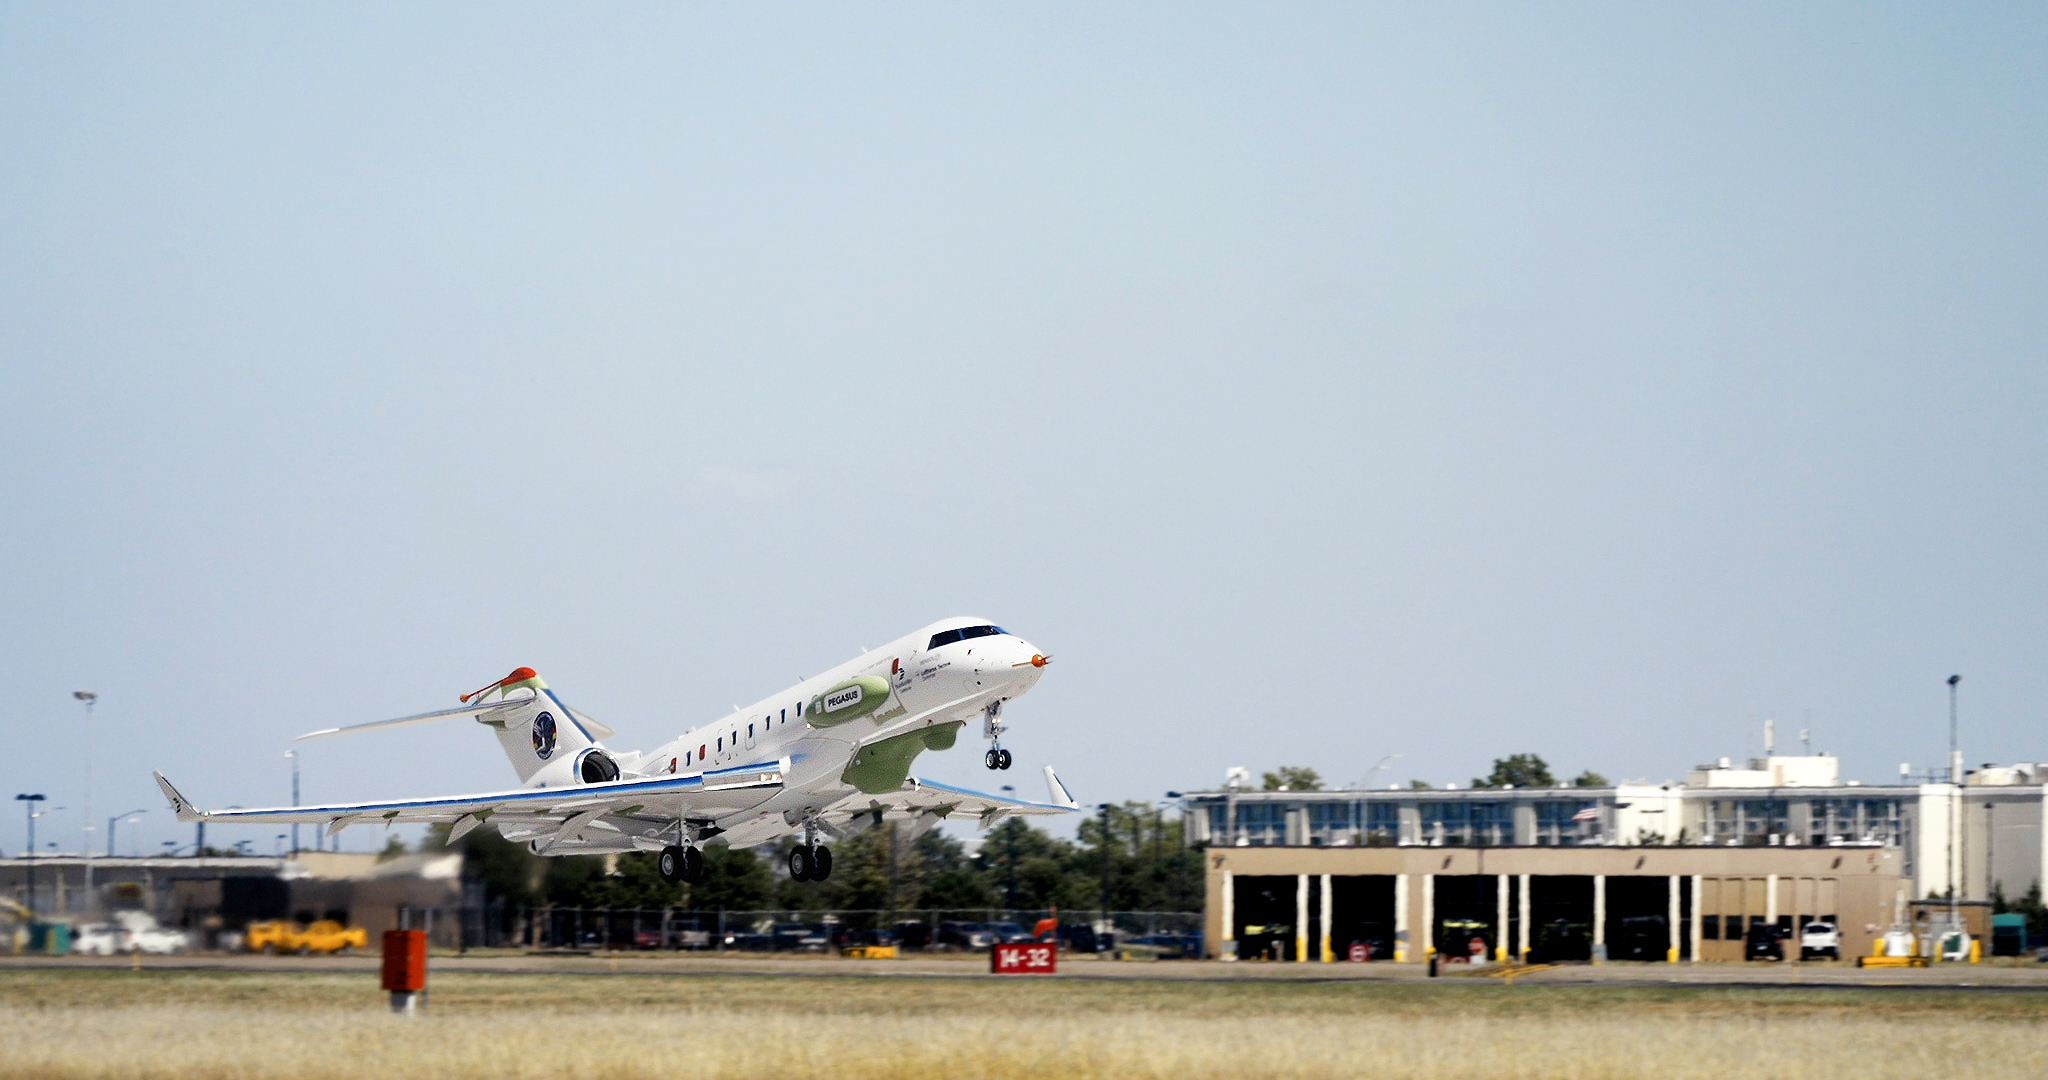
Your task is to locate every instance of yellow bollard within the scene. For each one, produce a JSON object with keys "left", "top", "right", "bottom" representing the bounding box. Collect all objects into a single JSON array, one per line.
[{"left": 1969, "top": 939, "right": 1982, "bottom": 964}]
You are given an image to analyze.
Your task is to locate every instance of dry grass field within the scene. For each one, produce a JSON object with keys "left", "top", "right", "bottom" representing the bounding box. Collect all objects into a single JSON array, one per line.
[{"left": 2, "top": 969, "right": 2044, "bottom": 1080}]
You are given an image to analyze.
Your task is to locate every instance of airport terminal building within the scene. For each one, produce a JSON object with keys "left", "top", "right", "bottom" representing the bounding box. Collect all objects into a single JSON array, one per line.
[{"left": 1184, "top": 754, "right": 2045, "bottom": 962}]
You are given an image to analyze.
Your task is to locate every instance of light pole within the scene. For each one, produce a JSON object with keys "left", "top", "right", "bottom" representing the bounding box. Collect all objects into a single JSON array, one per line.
[
  {"left": 1000, "top": 785, "right": 1017, "bottom": 912},
  {"left": 1098, "top": 803, "right": 1114, "bottom": 948},
  {"left": 1947, "top": 674, "right": 1962, "bottom": 934},
  {"left": 15, "top": 794, "right": 44, "bottom": 914},
  {"left": 74, "top": 692, "right": 96, "bottom": 901},
  {"left": 108, "top": 810, "right": 147, "bottom": 859},
  {"left": 1164, "top": 792, "right": 1185, "bottom": 911},
  {"left": 285, "top": 750, "right": 300, "bottom": 855}
]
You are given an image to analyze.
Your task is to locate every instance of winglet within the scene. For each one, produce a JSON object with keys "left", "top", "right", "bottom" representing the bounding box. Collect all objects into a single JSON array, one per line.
[
  {"left": 153, "top": 771, "right": 203, "bottom": 822},
  {"left": 1043, "top": 765, "right": 1078, "bottom": 809}
]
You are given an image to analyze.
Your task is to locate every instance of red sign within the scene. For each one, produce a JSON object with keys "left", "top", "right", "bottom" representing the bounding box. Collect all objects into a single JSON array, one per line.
[
  {"left": 991, "top": 942, "right": 1057, "bottom": 975},
  {"left": 1348, "top": 942, "right": 1371, "bottom": 962}
]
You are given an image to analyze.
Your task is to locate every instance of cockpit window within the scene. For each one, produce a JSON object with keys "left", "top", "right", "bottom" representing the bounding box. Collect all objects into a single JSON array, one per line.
[{"left": 928, "top": 624, "right": 1004, "bottom": 650}]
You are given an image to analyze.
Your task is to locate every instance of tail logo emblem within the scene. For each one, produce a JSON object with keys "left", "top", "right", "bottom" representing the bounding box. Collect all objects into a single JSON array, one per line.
[{"left": 532, "top": 712, "right": 558, "bottom": 760}]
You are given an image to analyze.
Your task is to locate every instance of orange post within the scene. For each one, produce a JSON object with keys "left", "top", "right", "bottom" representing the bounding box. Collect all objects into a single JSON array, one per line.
[{"left": 381, "top": 930, "right": 427, "bottom": 1014}]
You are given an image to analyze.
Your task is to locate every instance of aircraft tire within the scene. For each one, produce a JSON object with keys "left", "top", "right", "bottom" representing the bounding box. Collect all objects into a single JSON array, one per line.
[
  {"left": 996, "top": 749, "right": 1013, "bottom": 770},
  {"left": 788, "top": 846, "right": 813, "bottom": 882},
  {"left": 680, "top": 846, "right": 705, "bottom": 884},
  {"left": 985, "top": 749, "right": 999, "bottom": 769},
  {"left": 658, "top": 845, "right": 686, "bottom": 885},
  {"left": 812, "top": 845, "right": 832, "bottom": 881}
]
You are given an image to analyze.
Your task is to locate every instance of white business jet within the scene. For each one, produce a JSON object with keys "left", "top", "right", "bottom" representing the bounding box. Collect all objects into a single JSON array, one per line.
[{"left": 154, "top": 618, "right": 1075, "bottom": 884}]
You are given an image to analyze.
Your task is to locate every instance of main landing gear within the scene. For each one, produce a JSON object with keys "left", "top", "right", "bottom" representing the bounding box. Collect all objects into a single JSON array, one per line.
[
  {"left": 983, "top": 699, "right": 1011, "bottom": 770},
  {"left": 787, "top": 844, "right": 833, "bottom": 882},
  {"left": 788, "top": 817, "right": 834, "bottom": 882},
  {"left": 657, "top": 845, "right": 705, "bottom": 885}
]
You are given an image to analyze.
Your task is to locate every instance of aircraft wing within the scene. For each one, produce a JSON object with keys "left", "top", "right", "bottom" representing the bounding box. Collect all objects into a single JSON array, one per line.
[
  {"left": 820, "top": 765, "right": 1080, "bottom": 834},
  {"left": 153, "top": 762, "right": 785, "bottom": 852}
]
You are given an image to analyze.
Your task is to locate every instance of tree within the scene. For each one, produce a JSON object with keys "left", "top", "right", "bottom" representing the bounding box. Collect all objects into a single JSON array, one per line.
[
  {"left": 1409, "top": 779, "right": 1433, "bottom": 790},
  {"left": 1472, "top": 754, "right": 1556, "bottom": 789},
  {"left": 1571, "top": 770, "right": 1609, "bottom": 788},
  {"left": 1262, "top": 766, "right": 1322, "bottom": 792}
]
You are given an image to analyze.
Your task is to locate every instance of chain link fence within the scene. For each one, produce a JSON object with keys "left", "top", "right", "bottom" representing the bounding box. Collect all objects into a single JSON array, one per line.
[{"left": 458, "top": 901, "right": 1202, "bottom": 954}]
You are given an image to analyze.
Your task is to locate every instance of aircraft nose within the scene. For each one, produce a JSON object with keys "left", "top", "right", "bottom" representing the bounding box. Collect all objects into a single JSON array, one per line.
[{"left": 1005, "top": 637, "right": 1050, "bottom": 674}]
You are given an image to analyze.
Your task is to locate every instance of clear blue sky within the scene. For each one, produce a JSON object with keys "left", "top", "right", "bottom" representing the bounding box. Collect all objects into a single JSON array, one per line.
[{"left": 3, "top": 5, "right": 2043, "bottom": 856}]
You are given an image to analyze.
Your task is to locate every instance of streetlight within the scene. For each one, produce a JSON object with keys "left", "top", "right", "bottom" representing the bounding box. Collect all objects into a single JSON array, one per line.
[
  {"left": 285, "top": 750, "right": 300, "bottom": 855},
  {"left": 73, "top": 692, "right": 96, "bottom": 899},
  {"left": 1947, "top": 675, "right": 1962, "bottom": 938},
  {"left": 1352, "top": 754, "right": 1401, "bottom": 790},
  {"left": 108, "top": 810, "right": 148, "bottom": 859},
  {"left": 15, "top": 794, "right": 45, "bottom": 914}
]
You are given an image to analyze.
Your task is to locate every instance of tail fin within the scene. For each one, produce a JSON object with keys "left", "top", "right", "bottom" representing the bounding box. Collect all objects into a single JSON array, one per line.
[
  {"left": 462, "top": 668, "right": 611, "bottom": 786},
  {"left": 298, "top": 667, "right": 614, "bottom": 788}
]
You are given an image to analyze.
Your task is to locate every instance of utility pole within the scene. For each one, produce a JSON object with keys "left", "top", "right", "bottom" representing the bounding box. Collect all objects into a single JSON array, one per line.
[
  {"left": 15, "top": 794, "right": 45, "bottom": 914},
  {"left": 74, "top": 692, "right": 96, "bottom": 904}
]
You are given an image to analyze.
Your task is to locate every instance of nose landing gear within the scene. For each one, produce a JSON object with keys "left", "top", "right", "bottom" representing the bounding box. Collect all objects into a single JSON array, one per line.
[{"left": 982, "top": 700, "right": 1011, "bottom": 770}]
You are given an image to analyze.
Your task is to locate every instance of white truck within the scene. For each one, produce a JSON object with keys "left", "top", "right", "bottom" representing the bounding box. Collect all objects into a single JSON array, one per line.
[{"left": 1798, "top": 921, "right": 1842, "bottom": 960}]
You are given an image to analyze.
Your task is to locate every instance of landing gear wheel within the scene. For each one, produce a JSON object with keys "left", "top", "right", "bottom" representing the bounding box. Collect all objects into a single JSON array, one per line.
[
  {"left": 787, "top": 845, "right": 813, "bottom": 882},
  {"left": 659, "top": 845, "right": 686, "bottom": 885},
  {"left": 681, "top": 845, "right": 705, "bottom": 884},
  {"left": 811, "top": 845, "right": 833, "bottom": 881},
  {"left": 985, "top": 749, "right": 1000, "bottom": 770},
  {"left": 996, "top": 749, "right": 1013, "bottom": 770}
]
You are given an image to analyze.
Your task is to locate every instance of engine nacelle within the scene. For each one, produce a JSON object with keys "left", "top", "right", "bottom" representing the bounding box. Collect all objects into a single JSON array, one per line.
[{"left": 574, "top": 747, "right": 621, "bottom": 784}]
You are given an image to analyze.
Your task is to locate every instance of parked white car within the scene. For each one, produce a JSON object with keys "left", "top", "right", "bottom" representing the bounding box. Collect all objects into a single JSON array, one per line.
[
  {"left": 72, "top": 922, "right": 129, "bottom": 956},
  {"left": 114, "top": 911, "right": 189, "bottom": 955},
  {"left": 1799, "top": 921, "right": 1842, "bottom": 960}
]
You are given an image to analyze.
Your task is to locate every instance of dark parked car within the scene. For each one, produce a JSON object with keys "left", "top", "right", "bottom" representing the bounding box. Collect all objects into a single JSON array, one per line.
[
  {"left": 1745, "top": 922, "right": 1790, "bottom": 961},
  {"left": 771, "top": 922, "right": 829, "bottom": 952},
  {"left": 1057, "top": 923, "right": 1105, "bottom": 954},
  {"left": 988, "top": 922, "right": 1033, "bottom": 945},
  {"left": 832, "top": 927, "right": 898, "bottom": 949},
  {"left": 1530, "top": 919, "right": 1590, "bottom": 963},
  {"left": 892, "top": 922, "right": 934, "bottom": 950},
  {"left": 936, "top": 922, "right": 997, "bottom": 950},
  {"left": 1123, "top": 933, "right": 1201, "bottom": 959},
  {"left": 1611, "top": 915, "right": 1669, "bottom": 962}
]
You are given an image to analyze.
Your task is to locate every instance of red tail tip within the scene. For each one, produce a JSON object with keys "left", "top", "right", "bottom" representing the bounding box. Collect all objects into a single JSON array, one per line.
[{"left": 502, "top": 667, "right": 539, "bottom": 685}]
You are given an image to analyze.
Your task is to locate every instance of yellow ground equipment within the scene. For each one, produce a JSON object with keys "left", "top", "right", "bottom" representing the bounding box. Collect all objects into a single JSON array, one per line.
[
  {"left": 246, "top": 919, "right": 368, "bottom": 955},
  {"left": 841, "top": 944, "right": 898, "bottom": 959}
]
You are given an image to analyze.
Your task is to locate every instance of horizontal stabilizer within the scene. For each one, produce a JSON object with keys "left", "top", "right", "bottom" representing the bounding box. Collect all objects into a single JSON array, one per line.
[{"left": 297, "top": 693, "right": 535, "bottom": 741}]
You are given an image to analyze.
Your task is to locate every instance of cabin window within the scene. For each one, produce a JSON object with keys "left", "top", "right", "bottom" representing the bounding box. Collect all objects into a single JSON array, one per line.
[
  {"left": 748, "top": 723, "right": 755, "bottom": 738},
  {"left": 717, "top": 736, "right": 723, "bottom": 751}
]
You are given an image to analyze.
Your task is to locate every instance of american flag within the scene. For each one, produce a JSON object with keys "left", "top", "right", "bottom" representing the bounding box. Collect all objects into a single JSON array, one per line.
[{"left": 1571, "top": 805, "right": 1600, "bottom": 822}]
